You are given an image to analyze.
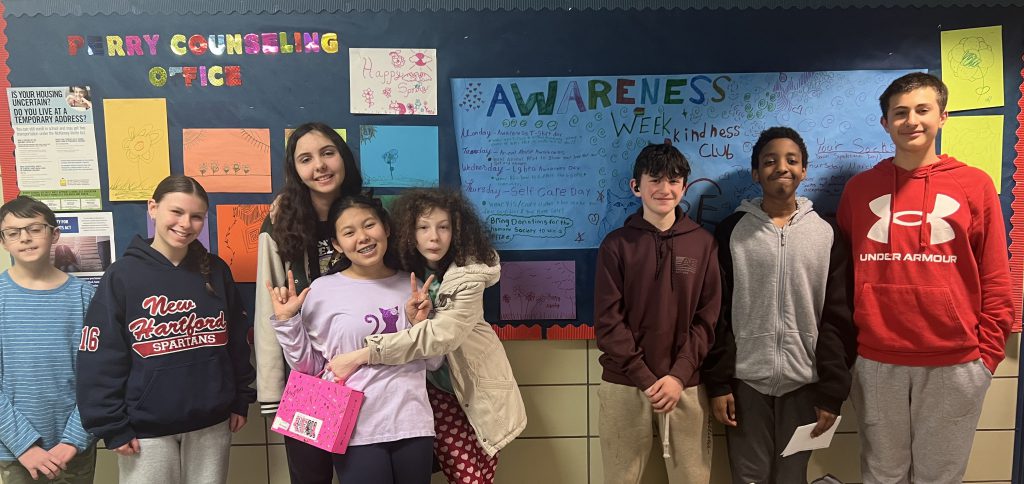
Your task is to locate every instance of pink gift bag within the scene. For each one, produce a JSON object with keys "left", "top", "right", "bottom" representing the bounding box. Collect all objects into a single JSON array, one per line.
[{"left": 272, "top": 370, "right": 364, "bottom": 454}]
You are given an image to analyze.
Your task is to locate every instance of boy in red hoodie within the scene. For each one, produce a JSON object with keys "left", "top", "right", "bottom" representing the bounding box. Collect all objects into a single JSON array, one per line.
[
  {"left": 837, "top": 72, "right": 1012, "bottom": 483},
  {"left": 595, "top": 142, "right": 721, "bottom": 483}
]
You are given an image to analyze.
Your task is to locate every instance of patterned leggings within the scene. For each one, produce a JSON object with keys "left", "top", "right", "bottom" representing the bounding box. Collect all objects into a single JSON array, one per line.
[{"left": 428, "top": 385, "right": 499, "bottom": 484}]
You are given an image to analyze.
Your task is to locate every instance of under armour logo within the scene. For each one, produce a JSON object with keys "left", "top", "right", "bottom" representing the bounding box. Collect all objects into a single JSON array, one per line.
[{"left": 867, "top": 194, "right": 960, "bottom": 244}]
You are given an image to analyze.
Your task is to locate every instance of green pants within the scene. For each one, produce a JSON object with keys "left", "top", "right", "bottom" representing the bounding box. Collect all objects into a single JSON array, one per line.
[{"left": 0, "top": 445, "right": 96, "bottom": 484}]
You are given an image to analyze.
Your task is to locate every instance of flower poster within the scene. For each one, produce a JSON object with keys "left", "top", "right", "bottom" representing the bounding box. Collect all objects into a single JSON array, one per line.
[
  {"left": 358, "top": 125, "right": 439, "bottom": 188},
  {"left": 349, "top": 48, "right": 437, "bottom": 115},
  {"left": 941, "top": 25, "right": 1003, "bottom": 111},
  {"left": 103, "top": 99, "right": 170, "bottom": 201}
]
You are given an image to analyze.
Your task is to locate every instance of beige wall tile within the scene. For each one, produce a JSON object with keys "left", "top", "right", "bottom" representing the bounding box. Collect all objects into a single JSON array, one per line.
[
  {"left": 267, "top": 417, "right": 285, "bottom": 444},
  {"left": 267, "top": 444, "right": 290, "bottom": 484},
  {"left": 96, "top": 448, "right": 119, "bottom": 483},
  {"left": 965, "top": 430, "right": 1015, "bottom": 482},
  {"left": 995, "top": 332, "right": 1019, "bottom": 377},
  {"left": 231, "top": 403, "right": 268, "bottom": 445},
  {"left": 520, "top": 386, "right": 589, "bottom": 438},
  {"left": 588, "top": 342, "right": 603, "bottom": 383},
  {"left": 979, "top": 378, "right": 1018, "bottom": 430},
  {"left": 228, "top": 446, "right": 268, "bottom": 483},
  {"left": 504, "top": 340, "right": 588, "bottom": 385},
  {"left": 710, "top": 436, "right": 730, "bottom": 484},
  {"left": 836, "top": 399, "right": 860, "bottom": 433},
  {"left": 495, "top": 438, "right": 588, "bottom": 484},
  {"left": 806, "top": 433, "right": 862, "bottom": 483},
  {"left": 588, "top": 385, "right": 599, "bottom": 437}
]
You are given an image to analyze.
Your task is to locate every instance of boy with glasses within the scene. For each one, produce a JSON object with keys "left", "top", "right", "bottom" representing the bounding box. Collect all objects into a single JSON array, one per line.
[{"left": 0, "top": 195, "right": 96, "bottom": 483}]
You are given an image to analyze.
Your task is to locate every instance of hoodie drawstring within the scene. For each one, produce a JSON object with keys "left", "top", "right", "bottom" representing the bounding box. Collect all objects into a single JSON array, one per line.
[
  {"left": 889, "top": 164, "right": 897, "bottom": 251},
  {"left": 652, "top": 230, "right": 677, "bottom": 291},
  {"left": 653, "top": 232, "right": 663, "bottom": 281},
  {"left": 920, "top": 164, "right": 934, "bottom": 250},
  {"left": 660, "top": 412, "right": 671, "bottom": 459}
]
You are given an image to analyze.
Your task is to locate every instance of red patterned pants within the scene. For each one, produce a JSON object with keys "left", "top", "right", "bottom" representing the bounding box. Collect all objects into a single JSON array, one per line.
[{"left": 428, "top": 385, "right": 499, "bottom": 484}]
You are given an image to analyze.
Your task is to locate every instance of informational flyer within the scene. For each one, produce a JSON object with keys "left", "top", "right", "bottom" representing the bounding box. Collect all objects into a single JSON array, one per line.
[
  {"left": 52, "top": 211, "right": 115, "bottom": 286},
  {"left": 7, "top": 86, "right": 102, "bottom": 211}
]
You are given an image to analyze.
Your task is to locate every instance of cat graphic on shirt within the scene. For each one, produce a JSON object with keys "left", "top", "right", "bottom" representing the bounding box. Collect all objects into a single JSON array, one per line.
[{"left": 364, "top": 306, "right": 400, "bottom": 335}]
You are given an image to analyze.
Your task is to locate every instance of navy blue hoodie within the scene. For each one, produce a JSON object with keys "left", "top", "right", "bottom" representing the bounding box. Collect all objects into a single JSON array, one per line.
[{"left": 77, "top": 236, "right": 256, "bottom": 448}]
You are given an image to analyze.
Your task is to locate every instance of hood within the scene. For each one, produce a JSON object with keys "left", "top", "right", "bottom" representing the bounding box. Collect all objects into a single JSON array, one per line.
[
  {"left": 870, "top": 154, "right": 966, "bottom": 178},
  {"left": 123, "top": 235, "right": 200, "bottom": 270},
  {"left": 442, "top": 254, "right": 502, "bottom": 288},
  {"left": 623, "top": 206, "right": 699, "bottom": 286},
  {"left": 735, "top": 197, "right": 815, "bottom": 225},
  {"left": 623, "top": 205, "right": 701, "bottom": 236}
]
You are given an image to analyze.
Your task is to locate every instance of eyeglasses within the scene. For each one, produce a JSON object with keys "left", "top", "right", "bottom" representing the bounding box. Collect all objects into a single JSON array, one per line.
[{"left": 0, "top": 223, "right": 54, "bottom": 241}]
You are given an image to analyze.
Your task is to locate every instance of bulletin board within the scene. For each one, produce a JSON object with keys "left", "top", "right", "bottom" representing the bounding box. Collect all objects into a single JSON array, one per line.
[{"left": 0, "top": 2, "right": 1021, "bottom": 341}]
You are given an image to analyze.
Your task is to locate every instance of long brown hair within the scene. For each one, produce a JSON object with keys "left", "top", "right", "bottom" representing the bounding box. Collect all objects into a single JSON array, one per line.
[
  {"left": 151, "top": 175, "right": 216, "bottom": 296},
  {"left": 273, "top": 122, "right": 363, "bottom": 263},
  {"left": 390, "top": 188, "right": 497, "bottom": 281}
]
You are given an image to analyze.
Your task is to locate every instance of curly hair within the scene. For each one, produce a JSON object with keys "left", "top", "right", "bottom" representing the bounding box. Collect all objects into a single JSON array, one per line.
[
  {"left": 389, "top": 188, "right": 498, "bottom": 280},
  {"left": 750, "top": 126, "right": 809, "bottom": 171},
  {"left": 273, "top": 122, "right": 363, "bottom": 263}
]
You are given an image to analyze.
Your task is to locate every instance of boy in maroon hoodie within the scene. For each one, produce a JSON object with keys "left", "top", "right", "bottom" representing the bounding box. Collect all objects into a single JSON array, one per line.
[
  {"left": 595, "top": 142, "right": 721, "bottom": 483},
  {"left": 837, "top": 72, "right": 1012, "bottom": 483}
]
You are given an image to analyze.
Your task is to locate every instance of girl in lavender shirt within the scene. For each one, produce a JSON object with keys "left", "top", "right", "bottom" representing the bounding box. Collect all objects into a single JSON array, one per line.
[{"left": 266, "top": 195, "right": 440, "bottom": 484}]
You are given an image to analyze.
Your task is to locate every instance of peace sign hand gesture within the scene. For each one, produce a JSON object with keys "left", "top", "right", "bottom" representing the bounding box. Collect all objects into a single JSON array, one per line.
[
  {"left": 265, "top": 269, "right": 310, "bottom": 320},
  {"left": 405, "top": 272, "right": 436, "bottom": 324}
]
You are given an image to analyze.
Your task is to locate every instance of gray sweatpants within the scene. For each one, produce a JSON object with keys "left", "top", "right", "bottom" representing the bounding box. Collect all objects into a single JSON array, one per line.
[
  {"left": 725, "top": 381, "right": 818, "bottom": 484},
  {"left": 118, "top": 420, "right": 231, "bottom": 484},
  {"left": 851, "top": 357, "right": 991, "bottom": 484}
]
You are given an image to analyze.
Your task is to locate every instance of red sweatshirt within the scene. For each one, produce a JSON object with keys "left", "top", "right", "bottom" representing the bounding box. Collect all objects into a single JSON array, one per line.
[{"left": 837, "top": 155, "right": 1013, "bottom": 372}]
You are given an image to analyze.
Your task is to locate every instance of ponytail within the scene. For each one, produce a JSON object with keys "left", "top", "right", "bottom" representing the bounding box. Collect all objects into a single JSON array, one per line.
[{"left": 187, "top": 240, "right": 216, "bottom": 296}]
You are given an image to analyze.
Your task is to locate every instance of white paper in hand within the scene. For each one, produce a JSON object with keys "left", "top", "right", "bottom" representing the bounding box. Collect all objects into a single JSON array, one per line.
[{"left": 780, "top": 416, "right": 842, "bottom": 457}]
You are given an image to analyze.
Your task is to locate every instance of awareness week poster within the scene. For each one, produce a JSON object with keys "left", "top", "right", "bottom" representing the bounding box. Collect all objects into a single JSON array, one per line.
[
  {"left": 453, "top": 70, "right": 915, "bottom": 250},
  {"left": 7, "top": 86, "right": 102, "bottom": 211}
]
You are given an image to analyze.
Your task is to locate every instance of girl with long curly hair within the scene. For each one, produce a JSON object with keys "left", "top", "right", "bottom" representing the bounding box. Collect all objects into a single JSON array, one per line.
[
  {"left": 253, "top": 122, "right": 362, "bottom": 484},
  {"left": 327, "top": 188, "right": 526, "bottom": 484}
]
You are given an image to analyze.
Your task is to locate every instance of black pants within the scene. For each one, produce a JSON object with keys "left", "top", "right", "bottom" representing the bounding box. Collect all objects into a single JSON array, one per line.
[
  {"left": 284, "top": 436, "right": 334, "bottom": 484},
  {"left": 332, "top": 437, "right": 433, "bottom": 484}
]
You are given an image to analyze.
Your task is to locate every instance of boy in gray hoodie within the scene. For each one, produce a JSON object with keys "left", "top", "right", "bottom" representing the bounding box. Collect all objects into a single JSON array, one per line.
[{"left": 701, "top": 127, "right": 856, "bottom": 483}]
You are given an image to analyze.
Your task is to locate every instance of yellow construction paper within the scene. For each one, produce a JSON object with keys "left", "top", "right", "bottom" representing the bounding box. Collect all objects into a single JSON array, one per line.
[
  {"left": 104, "top": 99, "right": 171, "bottom": 201},
  {"left": 941, "top": 26, "right": 1003, "bottom": 111},
  {"left": 941, "top": 115, "right": 1004, "bottom": 192}
]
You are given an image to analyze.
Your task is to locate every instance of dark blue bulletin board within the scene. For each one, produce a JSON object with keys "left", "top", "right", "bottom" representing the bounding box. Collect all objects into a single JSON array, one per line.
[{"left": 1, "top": 3, "right": 1021, "bottom": 343}]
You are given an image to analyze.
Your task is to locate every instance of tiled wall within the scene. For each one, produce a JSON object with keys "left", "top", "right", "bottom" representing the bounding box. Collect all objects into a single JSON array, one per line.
[{"left": 84, "top": 334, "right": 1020, "bottom": 483}]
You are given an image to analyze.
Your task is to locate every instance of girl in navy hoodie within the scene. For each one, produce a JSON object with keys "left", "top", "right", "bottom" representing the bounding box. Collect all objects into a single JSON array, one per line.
[{"left": 77, "top": 176, "right": 255, "bottom": 484}]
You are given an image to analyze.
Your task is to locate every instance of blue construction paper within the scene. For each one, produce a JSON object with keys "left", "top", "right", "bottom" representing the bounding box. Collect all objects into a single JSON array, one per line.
[
  {"left": 452, "top": 70, "right": 916, "bottom": 250},
  {"left": 359, "top": 125, "right": 439, "bottom": 188}
]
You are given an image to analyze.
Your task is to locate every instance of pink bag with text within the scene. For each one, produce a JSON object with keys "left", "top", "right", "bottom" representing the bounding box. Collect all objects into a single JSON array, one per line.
[{"left": 271, "top": 370, "right": 363, "bottom": 454}]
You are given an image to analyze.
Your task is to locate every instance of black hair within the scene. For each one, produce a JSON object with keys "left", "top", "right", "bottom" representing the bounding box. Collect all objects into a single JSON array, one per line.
[
  {"left": 632, "top": 142, "right": 691, "bottom": 186},
  {"left": 879, "top": 72, "right": 948, "bottom": 118},
  {"left": 751, "top": 126, "right": 809, "bottom": 171},
  {"left": 324, "top": 195, "right": 399, "bottom": 274},
  {"left": 151, "top": 175, "right": 216, "bottom": 296},
  {"left": 273, "top": 122, "right": 363, "bottom": 263},
  {"left": 0, "top": 195, "right": 58, "bottom": 229}
]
